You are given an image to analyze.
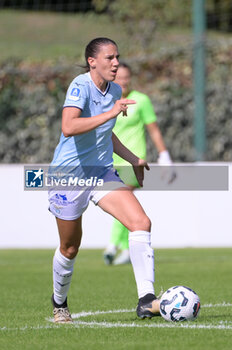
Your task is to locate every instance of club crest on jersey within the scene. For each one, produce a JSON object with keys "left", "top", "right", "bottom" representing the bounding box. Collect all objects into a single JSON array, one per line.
[{"left": 68, "top": 87, "right": 81, "bottom": 101}]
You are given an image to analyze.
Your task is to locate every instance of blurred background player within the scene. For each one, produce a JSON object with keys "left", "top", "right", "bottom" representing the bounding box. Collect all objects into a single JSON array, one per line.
[{"left": 104, "top": 62, "right": 176, "bottom": 265}]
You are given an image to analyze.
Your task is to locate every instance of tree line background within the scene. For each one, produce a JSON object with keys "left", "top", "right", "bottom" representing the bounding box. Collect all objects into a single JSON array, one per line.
[{"left": 1, "top": 0, "right": 232, "bottom": 32}]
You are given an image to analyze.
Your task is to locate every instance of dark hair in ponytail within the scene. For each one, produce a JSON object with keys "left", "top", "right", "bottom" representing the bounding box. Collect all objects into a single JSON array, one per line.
[{"left": 85, "top": 37, "right": 118, "bottom": 71}]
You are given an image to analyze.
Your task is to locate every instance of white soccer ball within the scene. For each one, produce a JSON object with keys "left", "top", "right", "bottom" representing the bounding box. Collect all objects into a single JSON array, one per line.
[{"left": 160, "top": 286, "right": 200, "bottom": 322}]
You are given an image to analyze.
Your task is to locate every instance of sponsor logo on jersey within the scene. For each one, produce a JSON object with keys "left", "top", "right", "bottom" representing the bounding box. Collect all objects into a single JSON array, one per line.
[{"left": 93, "top": 100, "right": 101, "bottom": 105}]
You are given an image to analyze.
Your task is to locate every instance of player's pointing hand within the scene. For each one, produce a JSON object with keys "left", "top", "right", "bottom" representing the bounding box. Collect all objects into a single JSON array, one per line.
[{"left": 112, "top": 99, "right": 136, "bottom": 118}]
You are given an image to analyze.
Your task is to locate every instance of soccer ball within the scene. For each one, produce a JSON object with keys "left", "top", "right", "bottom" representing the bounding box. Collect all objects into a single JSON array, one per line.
[{"left": 160, "top": 286, "right": 200, "bottom": 322}]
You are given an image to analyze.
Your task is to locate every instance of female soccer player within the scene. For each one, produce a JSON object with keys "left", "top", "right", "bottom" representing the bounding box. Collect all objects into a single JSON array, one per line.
[
  {"left": 48, "top": 38, "right": 160, "bottom": 323},
  {"left": 104, "top": 62, "right": 175, "bottom": 265}
]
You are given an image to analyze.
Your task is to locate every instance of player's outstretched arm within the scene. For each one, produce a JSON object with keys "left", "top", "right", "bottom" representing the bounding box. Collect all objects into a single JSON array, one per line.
[
  {"left": 112, "top": 132, "right": 149, "bottom": 187},
  {"left": 62, "top": 99, "right": 136, "bottom": 137},
  {"left": 146, "top": 122, "right": 176, "bottom": 184}
]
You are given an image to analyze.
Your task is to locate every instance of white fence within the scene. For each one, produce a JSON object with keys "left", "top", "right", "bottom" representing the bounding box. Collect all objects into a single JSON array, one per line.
[{"left": 0, "top": 163, "right": 231, "bottom": 249}]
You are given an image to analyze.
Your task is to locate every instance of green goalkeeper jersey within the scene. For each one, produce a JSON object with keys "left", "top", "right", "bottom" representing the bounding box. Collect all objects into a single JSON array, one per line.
[{"left": 113, "top": 90, "right": 157, "bottom": 166}]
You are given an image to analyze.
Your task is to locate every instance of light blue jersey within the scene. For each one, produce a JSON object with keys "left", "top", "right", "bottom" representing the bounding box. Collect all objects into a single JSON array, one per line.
[{"left": 50, "top": 72, "right": 122, "bottom": 179}]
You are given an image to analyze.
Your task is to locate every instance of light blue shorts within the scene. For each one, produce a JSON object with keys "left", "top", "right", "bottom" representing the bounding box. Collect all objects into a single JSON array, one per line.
[{"left": 48, "top": 168, "right": 127, "bottom": 220}]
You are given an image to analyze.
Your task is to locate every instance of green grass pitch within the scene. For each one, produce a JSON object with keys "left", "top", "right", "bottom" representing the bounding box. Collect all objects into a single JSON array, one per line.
[{"left": 0, "top": 248, "right": 232, "bottom": 350}]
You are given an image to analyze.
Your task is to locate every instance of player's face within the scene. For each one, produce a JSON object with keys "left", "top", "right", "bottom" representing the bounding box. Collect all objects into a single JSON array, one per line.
[
  {"left": 114, "top": 67, "right": 131, "bottom": 97},
  {"left": 88, "top": 44, "right": 120, "bottom": 83}
]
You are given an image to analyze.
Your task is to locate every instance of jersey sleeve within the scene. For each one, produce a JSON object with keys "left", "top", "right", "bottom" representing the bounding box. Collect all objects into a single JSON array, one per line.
[
  {"left": 139, "top": 94, "right": 157, "bottom": 124},
  {"left": 63, "top": 80, "right": 88, "bottom": 110}
]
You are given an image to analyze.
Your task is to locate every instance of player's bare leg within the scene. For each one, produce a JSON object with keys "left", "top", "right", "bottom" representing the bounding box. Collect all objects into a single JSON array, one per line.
[
  {"left": 52, "top": 216, "right": 83, "bottom": 323},
  {"left": 98, "top": 188, "right": 160, "bottom": 318},
  {"left": 104, "top": 185, "right": 137, "bottom": 266},
  {"left": 56, "top": 216, "right": 83, "bottom": 259}
]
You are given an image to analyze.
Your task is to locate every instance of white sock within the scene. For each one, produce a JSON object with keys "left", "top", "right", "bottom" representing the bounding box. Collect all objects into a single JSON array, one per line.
[
  {"left": 53, "top": 247, "right": 76, "bottom": 305},
  {"left": 129, "top": 231, "right": 155, "bottom": 298},
  {"left": 105, "top": 243, "right": 117, "bottom": 255}
]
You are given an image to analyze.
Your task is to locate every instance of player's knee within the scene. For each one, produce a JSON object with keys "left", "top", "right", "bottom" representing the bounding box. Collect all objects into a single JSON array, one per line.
[
  {"left": 61, "top": 245, "right": 79, "bottom": 260},
  {"left": 130, "top": 214, "right": 151, "bottom": 232}
]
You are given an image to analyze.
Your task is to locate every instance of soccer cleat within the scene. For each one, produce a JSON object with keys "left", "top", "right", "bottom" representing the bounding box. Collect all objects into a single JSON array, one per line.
[
  {"left": 51, "top": 294, "right": 73, "bottom": 324},
  {"left": 136, "top": 293, "right": 161, "bottom": 319},
  {"left": 103, "top": 252, "right": 115, "bottom": 265},
  {"left": 103, "top": 246, "right": 117, "bottom": 265},
  {"left": 113, "top": 249, "right": 131, "bottom": 265}
]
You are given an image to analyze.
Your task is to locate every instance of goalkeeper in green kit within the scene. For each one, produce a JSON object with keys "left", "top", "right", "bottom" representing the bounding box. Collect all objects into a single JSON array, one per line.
[{"left": 104, "top": 62, "right": 176, "bottom": 265}]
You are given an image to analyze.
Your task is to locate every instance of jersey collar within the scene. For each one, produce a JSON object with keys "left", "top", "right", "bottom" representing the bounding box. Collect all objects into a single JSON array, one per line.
[{"left": 87, "top": 72, "right": 110, "bottom": 96}]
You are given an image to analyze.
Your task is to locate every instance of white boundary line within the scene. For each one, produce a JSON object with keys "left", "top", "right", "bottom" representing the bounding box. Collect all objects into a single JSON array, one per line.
[
  {"left": 202, "top": 302, "right": 232, "bottom": 308},
  {"left": 66, "top": 321, "right": 232, "bottom": 330},
  {"left": 1, "top": 303, "right": 232, "bottom": 332},
  {"left": 72, "top": 308, "right": 135, "bottom": 319}
]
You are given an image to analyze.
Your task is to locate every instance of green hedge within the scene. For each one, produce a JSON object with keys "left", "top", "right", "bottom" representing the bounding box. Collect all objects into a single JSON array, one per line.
[{"left": 0, "top": 49, "right": 232, "bottom": 163}]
